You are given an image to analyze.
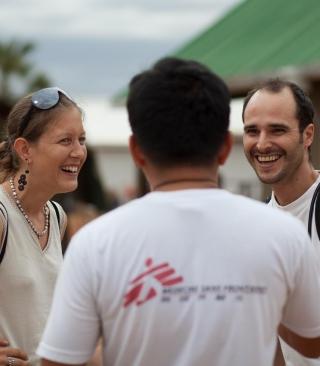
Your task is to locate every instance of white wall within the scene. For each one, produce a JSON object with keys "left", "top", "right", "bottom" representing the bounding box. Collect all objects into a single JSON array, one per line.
[
  {"left": 93, "top": 142, "right": 262, "bottom": 202},
  {"left": 220, "top": 142, "right": 262, "bottom": 200},
  {"left": 81, "top": 97, "right": 263, "bottom": 202},
  {"left": 93, "top": 146, "right": 136, "bottom": 202}
]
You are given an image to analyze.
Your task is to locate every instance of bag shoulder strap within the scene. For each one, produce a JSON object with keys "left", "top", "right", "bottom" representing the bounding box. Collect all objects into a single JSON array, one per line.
[
  {"left": 49, "top": 200, "right": 67, "bottom": 239},
  {"left": 266, "top": 184, "right": 320, "bottom": 241},
  {"left": 50, "top": 200, "right": 60, "bottom": 227},
  {"left": 308, "top": 181, "right": 320, "bottom": 239},
  {"left": 313, "top": 184, "right": 320, "bottom": 241},
  {"left": 0, "top": 202, "right": 8, "bottom": 264}
]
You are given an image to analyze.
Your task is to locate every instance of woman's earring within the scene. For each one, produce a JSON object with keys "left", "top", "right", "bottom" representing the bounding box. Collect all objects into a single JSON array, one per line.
[{"left": 18, "top": 160, "right": 30, "bottom": 191}]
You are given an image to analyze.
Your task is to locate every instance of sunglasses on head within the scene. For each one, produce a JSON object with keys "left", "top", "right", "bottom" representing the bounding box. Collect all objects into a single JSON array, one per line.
[{"left": 18, "top": 87, "right": 75, "bottom": 136}]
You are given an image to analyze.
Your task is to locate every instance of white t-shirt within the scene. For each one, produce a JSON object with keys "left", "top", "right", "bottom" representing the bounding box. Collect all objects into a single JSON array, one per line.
[
  {"left": 269, "top": 175, "right": 320, "bottom": 366},
  {"left": 269, "top": 174, "right": 320, "bottom": 253},
  {"left": 0, "top": 188, "right": 64, "bottom": 366},
  {"left": 37, "top": 189, "right": 320, "bottom": 366}
]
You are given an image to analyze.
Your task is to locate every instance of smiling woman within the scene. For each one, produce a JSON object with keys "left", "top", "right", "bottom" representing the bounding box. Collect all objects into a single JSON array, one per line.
[{"left": 0, "top": 87, "right": 87, "bottom": 366}]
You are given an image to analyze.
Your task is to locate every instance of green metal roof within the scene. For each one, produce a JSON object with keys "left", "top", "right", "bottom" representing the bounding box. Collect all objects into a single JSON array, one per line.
[
  {"left": 173, "top": 0, "right": 320, "bottom": 78},
  {"left": 113, "top": 0, "right": 320, "bottom": 103}
]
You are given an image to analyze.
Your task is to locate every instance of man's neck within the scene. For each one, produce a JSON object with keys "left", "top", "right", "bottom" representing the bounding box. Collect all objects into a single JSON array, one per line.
[
  {"left": 152, "top": 177, "right": 218, "bottom": 191},
  {"left": 148, "top": 165, "right": 219, "bottom": 192},
  {"left": 273, "top": 168, "right": 319, "bottom": 206}
]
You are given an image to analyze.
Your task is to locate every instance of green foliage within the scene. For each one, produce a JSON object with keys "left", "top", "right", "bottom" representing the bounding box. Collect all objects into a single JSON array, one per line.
[
  {"left": 0, "top": 39, "right": 51, "bottom": 104},
  {"left": 28, "top": 72, "right": 51, "bottom": 92},
  {"left": 0, "top": 39, "right": 51, "bottom": 137}
]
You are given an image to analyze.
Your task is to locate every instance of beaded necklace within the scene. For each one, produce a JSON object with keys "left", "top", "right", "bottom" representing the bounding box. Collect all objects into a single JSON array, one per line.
[{"left": 9, "top": 176, "right": 49, "bottom": 238}]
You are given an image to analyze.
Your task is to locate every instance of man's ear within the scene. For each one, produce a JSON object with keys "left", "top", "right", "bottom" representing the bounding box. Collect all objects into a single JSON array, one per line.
[
  {"left": 303, "top": 123, "right": 314, "bottom": 149},
  {"left": 13, "top": 137, "right": 32, "bottom": 162},
  {"left": 217, "top": 131, "right": 233, "bottom": 165},
  {"left": 128, "top": 135, "right": 146, "bottom": 168}
]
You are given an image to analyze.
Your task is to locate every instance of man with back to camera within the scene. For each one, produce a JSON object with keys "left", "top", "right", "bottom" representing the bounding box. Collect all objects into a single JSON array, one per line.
[
  {"left": 242, "top": 79, "right": 320, "bottom": 365},
  {"left": 37, "top": 58, "right": 320, "bottom": 366}
]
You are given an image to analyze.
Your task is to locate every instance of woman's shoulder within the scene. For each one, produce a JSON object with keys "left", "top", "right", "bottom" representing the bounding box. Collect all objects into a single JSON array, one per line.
[{"left": 48, "top": 200, "right": 67, "bottom": 239}]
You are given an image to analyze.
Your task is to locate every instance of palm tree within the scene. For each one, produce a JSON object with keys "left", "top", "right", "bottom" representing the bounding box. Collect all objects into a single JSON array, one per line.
[
  {"left": 0, "top": 39, "right": 51, "bottom": 137},
  {"left": 0, "top": 39, "right": 51, "bottom": 101},
  {"left": 28, "top": 73, "right": 51, "bottom": 92},
  {"left": 0, "top": 40, "right": 33, "bottom": 100}
]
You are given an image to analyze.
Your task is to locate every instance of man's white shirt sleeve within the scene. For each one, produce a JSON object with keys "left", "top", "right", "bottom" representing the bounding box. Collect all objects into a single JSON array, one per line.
[{"left": 37, "top": 229, "right": 100, "bottom": 364}]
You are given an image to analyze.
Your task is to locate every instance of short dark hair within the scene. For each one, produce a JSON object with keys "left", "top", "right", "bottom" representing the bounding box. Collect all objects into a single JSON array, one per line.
[
  {"left": 127, "top": 57, "right": 230, "bottom": 167},
  {"left": 242, "top": 78, "right": 314, "bottom": 132}
]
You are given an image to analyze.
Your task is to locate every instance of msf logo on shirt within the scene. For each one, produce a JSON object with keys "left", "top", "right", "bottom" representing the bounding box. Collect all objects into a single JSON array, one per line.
[{"left": 124, "top": 258, "right": 183, "bottom": 307}]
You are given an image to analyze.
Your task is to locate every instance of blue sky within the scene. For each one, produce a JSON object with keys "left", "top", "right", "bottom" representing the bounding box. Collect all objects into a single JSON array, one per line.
[{"left": 0, "top": 0, "right": 242, "bottom": 97}]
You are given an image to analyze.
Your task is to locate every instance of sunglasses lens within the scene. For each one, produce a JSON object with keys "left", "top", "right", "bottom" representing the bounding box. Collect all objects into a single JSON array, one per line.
[
  {"left": 31, "top": 88, "right": 60, "bottom": 110},
  {"left": 19, "top": 87, "right": 75, "bottom": 136}
]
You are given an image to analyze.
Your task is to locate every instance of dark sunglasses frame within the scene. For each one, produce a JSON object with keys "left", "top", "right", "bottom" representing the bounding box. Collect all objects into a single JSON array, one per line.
[{"left": 18, "top": 87, "right": 74, "bottom": 136}]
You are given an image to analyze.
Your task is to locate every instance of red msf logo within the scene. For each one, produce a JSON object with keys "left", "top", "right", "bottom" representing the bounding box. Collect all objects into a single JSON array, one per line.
[{"left": 124, "top": 258, "right": 183, "bottom": 307}]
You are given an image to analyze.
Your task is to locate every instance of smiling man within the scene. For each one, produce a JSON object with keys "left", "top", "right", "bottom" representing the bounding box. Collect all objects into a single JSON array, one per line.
[{"left": 243, "top": 79, "right": 320, "bottom": 366}]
